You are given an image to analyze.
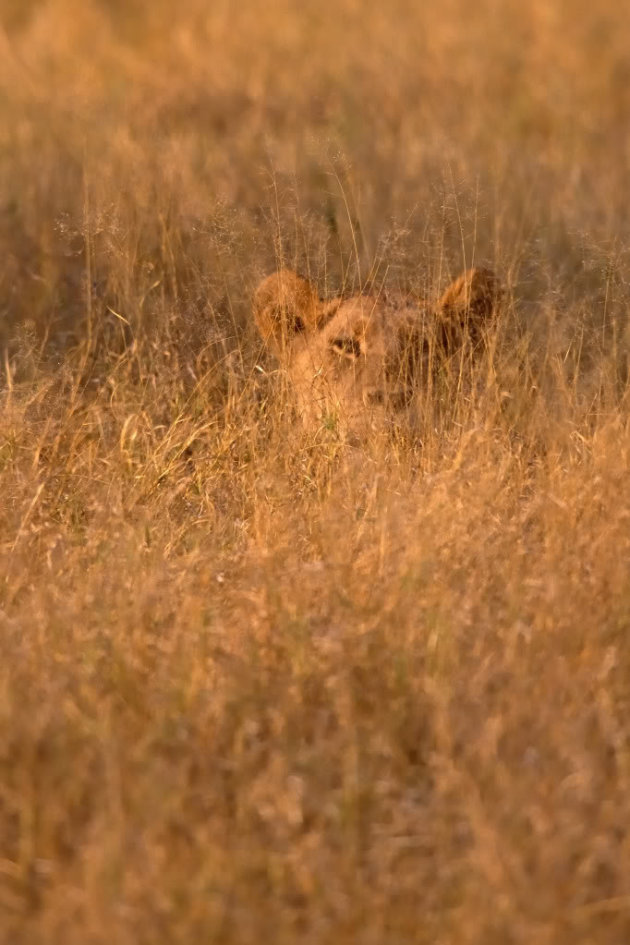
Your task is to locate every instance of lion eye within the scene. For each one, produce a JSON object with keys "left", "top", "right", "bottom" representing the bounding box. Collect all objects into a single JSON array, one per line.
[{"left": 330, "top": 336, "right": 362, "bottom": 359}]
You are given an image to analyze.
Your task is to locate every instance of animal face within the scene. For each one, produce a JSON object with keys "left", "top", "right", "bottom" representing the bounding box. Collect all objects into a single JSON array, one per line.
[{"left": 253, "top": 267, "right": 501, "bottom": 433}]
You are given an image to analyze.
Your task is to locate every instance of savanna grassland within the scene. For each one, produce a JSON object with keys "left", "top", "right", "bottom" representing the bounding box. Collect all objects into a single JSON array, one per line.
[{"left": 2, "top": 1, "right": 630, "bottom": 942}]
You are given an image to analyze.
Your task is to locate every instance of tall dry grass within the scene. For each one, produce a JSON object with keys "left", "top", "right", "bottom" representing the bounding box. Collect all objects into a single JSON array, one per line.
[{"left": 2, "top": 0, "right": 630, "bottom": 942}]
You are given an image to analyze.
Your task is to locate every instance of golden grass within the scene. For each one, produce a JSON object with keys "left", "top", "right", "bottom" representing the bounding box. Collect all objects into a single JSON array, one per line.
[{"left": 2, "top": 0, "right": 630, "bottom": 941}]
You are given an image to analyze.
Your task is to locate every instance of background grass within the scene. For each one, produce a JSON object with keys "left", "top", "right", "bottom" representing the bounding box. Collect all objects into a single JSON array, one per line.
[{"left": 2, "top": 0, "right": 630, "bottom": 942}]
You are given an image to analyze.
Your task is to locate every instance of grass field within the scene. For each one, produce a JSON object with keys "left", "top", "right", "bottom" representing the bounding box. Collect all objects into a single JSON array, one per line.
[{"left": 2, "top": 1, "right": 630, "bottom": 941}]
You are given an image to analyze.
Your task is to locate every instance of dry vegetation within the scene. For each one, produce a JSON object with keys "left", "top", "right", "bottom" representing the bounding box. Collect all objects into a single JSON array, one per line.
[{"left": 2, "top": 0, "right": 630, "bottom": 941}]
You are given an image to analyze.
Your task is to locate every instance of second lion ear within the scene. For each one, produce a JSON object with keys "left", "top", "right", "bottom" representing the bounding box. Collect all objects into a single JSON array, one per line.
[
  {"left": 253, "top": 269, "right": 324, "bottom": 355},
  {"left": 438, "top": 267, "right": 502, "bottom": 325}
]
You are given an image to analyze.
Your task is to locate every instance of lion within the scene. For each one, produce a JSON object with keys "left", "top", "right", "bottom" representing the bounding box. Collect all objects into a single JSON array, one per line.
[{"left": 253, "top": 265, "right": 502, "bottom": 434}]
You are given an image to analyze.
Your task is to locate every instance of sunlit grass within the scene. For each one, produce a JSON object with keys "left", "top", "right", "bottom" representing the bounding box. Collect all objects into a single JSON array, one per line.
[{"left": 2, "top": 1, "right": 630, "bottom": 942}]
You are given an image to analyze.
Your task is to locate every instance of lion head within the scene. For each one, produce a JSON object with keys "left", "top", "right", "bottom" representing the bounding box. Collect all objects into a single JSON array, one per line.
[{"left": 253, "top": 266, "right": 502, "bottom": 434}]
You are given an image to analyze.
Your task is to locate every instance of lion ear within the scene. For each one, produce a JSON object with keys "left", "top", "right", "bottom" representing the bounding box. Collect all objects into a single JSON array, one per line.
[
  {"left": 253, "top": 269, "right": 324, "bottom": 355},
  {"left": 438, "top": 267, "right": 502, "bottom": 328}
]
